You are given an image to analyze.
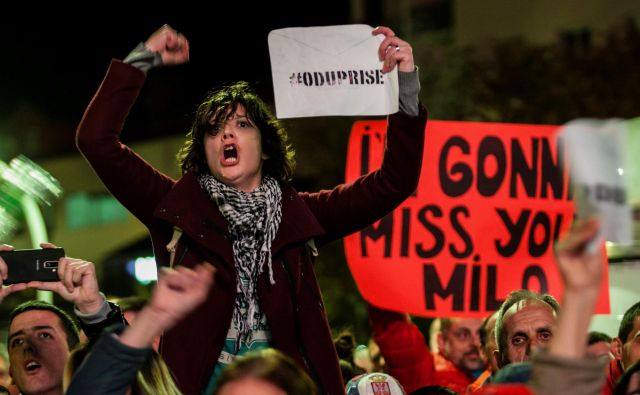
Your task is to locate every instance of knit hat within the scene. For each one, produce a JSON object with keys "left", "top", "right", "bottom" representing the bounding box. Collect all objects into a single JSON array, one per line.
[{"left": 346, "top": 373, "right": 407, "bottom": 395}]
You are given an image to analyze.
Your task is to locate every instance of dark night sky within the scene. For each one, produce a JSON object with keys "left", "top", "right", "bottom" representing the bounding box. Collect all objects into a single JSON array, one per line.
[{"left": 0, "top": 5, "right": 353, "bottom": 158}]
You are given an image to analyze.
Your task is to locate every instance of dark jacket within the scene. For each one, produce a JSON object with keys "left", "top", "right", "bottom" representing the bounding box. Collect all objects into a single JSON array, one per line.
[
  {"left": 76, "top": 60, "right": 427, "bottom": 395},
  {"left": 66, "top": 324, "right": 151, "bottom": 395}
]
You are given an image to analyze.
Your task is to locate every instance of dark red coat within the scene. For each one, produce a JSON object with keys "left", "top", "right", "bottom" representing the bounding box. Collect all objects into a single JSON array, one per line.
[{"left": 77, "top": 60, "right": 427, "bottom": 395}]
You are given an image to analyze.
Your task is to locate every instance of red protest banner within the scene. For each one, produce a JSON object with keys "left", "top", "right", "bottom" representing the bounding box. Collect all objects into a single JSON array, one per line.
[{"left": 344, "top": 119, "right": 610, "bottom": 318}]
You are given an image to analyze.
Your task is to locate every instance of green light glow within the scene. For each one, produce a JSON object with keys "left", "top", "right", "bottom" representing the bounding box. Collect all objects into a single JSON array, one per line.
[{"left": 1, "top": 156, "right": 63, "bottom": 303}]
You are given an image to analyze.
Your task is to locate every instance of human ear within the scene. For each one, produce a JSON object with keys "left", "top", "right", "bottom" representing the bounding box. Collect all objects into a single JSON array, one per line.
[
  {"left": 611, "top": 337, "right": 623, "bottom": 360},
  {"left": 493, "top": 349, "right": 505, "bottom": 368},
  {"left": 490, "top": 349, "right": 499, "bottom": 370}
]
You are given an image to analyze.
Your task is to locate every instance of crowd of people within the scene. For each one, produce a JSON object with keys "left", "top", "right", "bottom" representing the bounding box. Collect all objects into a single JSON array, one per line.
[
  {"left": 2, "top": 222, "right": 638, "bottom": 395},
  {"left": 0, "top": 23, "right": 638, "bottom": 395}
]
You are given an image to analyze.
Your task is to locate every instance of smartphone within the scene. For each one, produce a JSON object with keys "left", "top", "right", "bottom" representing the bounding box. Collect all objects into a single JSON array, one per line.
[{"left": 0, "top": 248, "right": 64, "bottom": 284}]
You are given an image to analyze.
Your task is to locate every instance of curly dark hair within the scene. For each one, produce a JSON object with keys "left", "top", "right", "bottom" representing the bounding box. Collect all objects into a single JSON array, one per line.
[{"left": 177, "top": 81, "right": 295, "bottom": 183}]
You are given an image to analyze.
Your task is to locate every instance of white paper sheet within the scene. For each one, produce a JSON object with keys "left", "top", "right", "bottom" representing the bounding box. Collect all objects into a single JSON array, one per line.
[
  {"left": 268, "top": 24, "right": 399, "bottom": 118},
  {"left": 560, "top": 119, "right": 633, "bottom": 245}
]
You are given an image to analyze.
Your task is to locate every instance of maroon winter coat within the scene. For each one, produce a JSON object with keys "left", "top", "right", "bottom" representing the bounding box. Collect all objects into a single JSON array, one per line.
[{"left": 76, "top": 60, "right": 427, "bottom": 395}]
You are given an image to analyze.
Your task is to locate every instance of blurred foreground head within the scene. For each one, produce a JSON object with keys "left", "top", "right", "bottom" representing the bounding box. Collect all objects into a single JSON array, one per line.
[{"left": 214, "top": 348, "right": 317, "bottom": 395}]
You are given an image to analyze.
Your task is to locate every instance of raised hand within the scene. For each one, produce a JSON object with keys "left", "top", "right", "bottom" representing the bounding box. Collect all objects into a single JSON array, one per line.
[
  {"left": 118, "top": 262, "right": 215, "bottom": 349},
  {"left": 554, "top": 217, "right": 602, "bottom": 293},
  {"left": 548, "top": 217, "right": 602, "bottom": 360},
  {"left": 144, "top": 24, "right": 190, "bottom": 66},
  {"left": 372, "top": 26, "right": 415, "bottom": 74},
  {"left": 0, "top": 244, "right": 28, "bottom": 303},
  {"left": 147, "top": 263, "right": 216, "bottom": 330}
]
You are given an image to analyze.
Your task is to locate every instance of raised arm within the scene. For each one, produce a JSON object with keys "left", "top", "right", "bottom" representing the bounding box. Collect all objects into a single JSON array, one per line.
[
  {"left": 65, "top": 263, "right": 214, "bottom": 395},
  {"left": 550, "top": 218, "right": 602, "bottom": 359},
  {"left": 374, "top": 25, "right": 420, "bottom": 116},
  {"left": 528, "top": 218, "right": 608, "bottom": 395},
  {"left": 75, "top": 25, "right": 189, "bottom": 226},
  {"left": 119, "top": 263, "right": 215, "bottom": 348},
  {"left": 303, "top": 26, "right": 426, "bottom": 243}
]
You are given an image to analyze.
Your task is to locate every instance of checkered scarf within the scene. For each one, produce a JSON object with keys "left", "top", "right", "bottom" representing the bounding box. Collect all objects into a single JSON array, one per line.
[{"left": 198, "top": 174, "right": 282, "bottom": 344}]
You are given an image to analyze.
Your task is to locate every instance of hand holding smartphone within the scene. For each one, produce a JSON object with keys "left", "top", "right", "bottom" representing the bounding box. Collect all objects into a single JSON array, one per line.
[{"left": 0, "top": 248, "right": 64, "bottom": 284}]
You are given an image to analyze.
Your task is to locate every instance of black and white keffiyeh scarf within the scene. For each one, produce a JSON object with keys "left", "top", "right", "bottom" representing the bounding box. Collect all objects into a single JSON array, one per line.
[{"left": 198, "top": 174, "right": 282, "bottom": 345}]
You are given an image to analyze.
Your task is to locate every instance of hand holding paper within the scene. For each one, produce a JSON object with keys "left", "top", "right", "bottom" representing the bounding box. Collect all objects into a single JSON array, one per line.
[
  {"left": 268, "top": 24, "right": 410, "bottom": 118},
  {"left": 372, "top": 26, "right": 415, "bottom": 73}
]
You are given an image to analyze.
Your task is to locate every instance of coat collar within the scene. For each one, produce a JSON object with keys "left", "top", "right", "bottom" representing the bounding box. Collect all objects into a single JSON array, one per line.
[{"left": 153, "top": 172, "right": 325, "bottom": 260}]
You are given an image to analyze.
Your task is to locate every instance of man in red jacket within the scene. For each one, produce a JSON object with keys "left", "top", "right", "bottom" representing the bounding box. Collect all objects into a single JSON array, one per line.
[{"left": 369, "top": 306, "right": 485, "bottom": 394}]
